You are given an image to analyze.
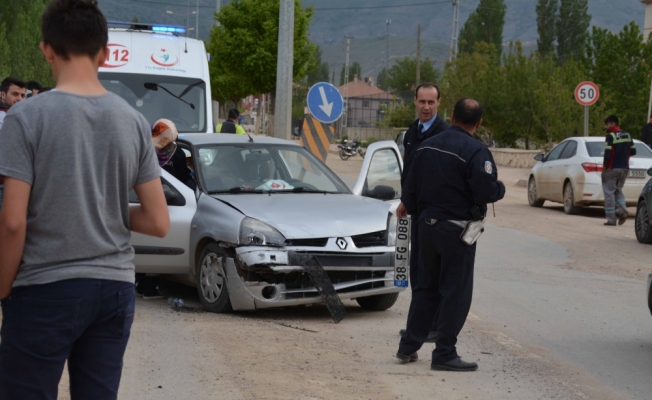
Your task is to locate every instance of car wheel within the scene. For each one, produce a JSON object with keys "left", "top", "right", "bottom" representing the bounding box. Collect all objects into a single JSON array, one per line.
[
  {"left": 528, "top": 177, "right": 544, "bottom": 207},
  {"left": 648, "top": 282, "right": 652, "bottom": 317},
  {"left": 635, "top": 201, "right": 652, "bottom": 244},
  {"left": 563, "top": 182, "right": 582, "bottom": 215},
  {"left": 339, "top": 149, "right": 349, "bottom": 161},
  {"left": 356, "top": 292, "right": 399, "bottom": 311},
  {"left": 196, "top": 243, "right": 232, "bottom": 313}
]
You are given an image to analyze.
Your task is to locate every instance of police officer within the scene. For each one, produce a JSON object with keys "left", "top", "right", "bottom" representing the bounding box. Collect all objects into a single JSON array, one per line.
[
  {"left": 217, "top": 108, "right": 246, "bottom": 134},
  {"left": 396, "top": 83, "right": 450, "bottom": 342},
  {"left": 396, "top": 99, "right": 505, "bottom": 371}
]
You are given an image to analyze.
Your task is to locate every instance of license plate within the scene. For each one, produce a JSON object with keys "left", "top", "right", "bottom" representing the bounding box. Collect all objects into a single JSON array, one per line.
[
  {"left": 394, "top": 217, "right": 410, "bottom": 287},
  {"left": 628, "top": 169, "right": 646, "bottom": 179}
]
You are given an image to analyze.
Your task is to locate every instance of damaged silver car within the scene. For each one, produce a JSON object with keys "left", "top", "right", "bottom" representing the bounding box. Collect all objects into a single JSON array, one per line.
[{"left": 130, "top": 134, "right": 405, "bottom": 312}]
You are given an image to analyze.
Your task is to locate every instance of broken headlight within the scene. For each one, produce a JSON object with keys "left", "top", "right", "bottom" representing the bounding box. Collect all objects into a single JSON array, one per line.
[{"left": 239, "top": 217, "right": 286, "bottom": 247}]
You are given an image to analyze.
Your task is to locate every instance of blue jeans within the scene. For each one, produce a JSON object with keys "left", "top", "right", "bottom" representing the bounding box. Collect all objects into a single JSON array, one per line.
[{"left": 0, "top": 279, "right": 135, "bottom": 400}]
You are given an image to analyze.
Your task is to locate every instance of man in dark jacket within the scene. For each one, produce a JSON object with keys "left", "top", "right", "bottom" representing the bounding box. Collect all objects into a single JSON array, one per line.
[
  {"left": 641, "top": 114, "right": 652, "bottom": 148},
  {"left": 396, "top": 98, "right": 505, "bottom": 371},
  {"left": 396, "top": 83, "right": 450, "bottom": 342},
  {"left": 603, "top": 115, "right": 636, "bottom": 226}
]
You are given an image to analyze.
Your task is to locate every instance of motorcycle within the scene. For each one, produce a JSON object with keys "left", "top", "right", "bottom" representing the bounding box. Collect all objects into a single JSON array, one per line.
[{"left": 338, "top": 138, "right": 365, "bottom": 161}]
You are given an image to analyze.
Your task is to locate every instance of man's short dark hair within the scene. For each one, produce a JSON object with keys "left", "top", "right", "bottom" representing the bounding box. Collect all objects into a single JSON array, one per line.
[
  {"left": 26, "top": 80, "right": 43, "bottom": 92},
  {"left": 228, "top": 109, "right": 240, "bottom": 119},
  {"left": 604, "top": 115, "right": 619, "bottom": 125},
  {"left": 453, "top": 98, "right": 483, "bottom": 126},
  {"left": 414, "top": 83, "right": 441, "bottom": 100},
  {"left": 41, "top": 0, "right": 108, "bottom": 60},
  {"left": 0, "top": 77, "right": 27, "bottom": 94}
]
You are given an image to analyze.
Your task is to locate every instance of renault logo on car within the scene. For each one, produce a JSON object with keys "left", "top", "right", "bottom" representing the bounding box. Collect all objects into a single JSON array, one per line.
[{"left": 336, "top": 238, "right": 347, "bottom": 250}]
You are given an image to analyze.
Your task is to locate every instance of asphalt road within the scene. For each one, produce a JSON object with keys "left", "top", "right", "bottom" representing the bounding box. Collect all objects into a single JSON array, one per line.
[
  {"left": 45, "top": 154, "right": 652, "bottom": 399},
  {"left": 327, "top": 155, "right": 652, "bottom": 399}
]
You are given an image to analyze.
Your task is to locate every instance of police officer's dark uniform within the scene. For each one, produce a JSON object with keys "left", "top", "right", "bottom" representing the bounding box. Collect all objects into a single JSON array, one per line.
[
  {"left": 399, "top": 115, "right": 450, "bottom": 340},
  {"left": 397, "top": 112, "right": 505, "bottom": 371}
]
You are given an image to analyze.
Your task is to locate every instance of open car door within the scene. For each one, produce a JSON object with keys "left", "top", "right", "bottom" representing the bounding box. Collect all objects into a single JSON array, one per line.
[
  {"left": 129, "top": 169, "right": 197, "bottom": 274},
  {"left": 352, "top": 141, "right": 403, "bottom": 214}
]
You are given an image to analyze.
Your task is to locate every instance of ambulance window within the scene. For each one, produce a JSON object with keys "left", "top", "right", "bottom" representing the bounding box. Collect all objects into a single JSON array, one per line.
[{"left": 99, "top": 72, "right": 207, "bottom": 133}]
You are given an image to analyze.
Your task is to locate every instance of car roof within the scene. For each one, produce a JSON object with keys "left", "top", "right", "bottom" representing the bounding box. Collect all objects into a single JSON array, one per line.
[
  {"left": 563, "top": 136, "right": 644, "bottom": 143},
  {"left": 178, "top": 133, "right": 301, "bottom": 146}
]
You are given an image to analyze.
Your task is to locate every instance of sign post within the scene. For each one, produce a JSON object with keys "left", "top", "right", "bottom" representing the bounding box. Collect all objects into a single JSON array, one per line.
[{"left": 574, "top": 81, "right": 600, "bottom": 137}]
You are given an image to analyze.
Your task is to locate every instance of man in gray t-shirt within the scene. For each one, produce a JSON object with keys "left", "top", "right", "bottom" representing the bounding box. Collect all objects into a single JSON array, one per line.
[
  {"left": 0, "top": 90, "right": 161, "bottom": 286},
  {"left": 0, "top": 1, "right": 170, "bottom": 398}
]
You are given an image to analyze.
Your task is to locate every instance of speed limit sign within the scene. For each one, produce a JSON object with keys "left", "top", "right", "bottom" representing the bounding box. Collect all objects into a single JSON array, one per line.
[{"left": 575, "top": 81, "right": 600, "bottom": 106}]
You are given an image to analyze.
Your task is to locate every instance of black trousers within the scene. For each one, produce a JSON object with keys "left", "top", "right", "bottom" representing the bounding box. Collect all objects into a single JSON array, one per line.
[
  {"left": 407, "top": 214, "right": 439, "bottom": 333},
  {"left": 399, "top": 220, "right": 476, "bottom": 364}
]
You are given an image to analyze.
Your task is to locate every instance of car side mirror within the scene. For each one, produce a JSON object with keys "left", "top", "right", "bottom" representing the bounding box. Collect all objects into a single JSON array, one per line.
[
  {"left": 365, "top": 185, "right": 396, "bottom": 201},
  {"left": 648, "top": 168, "right": 652, "bottom": 177},
  {"left": 534, "top": 154, "right": 544, "bottom": 162}
]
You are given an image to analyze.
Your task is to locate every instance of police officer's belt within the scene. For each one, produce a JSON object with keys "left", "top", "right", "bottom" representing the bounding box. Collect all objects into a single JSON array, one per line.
[{"left": 423, "top": 219, "right": 468, "bottom": 228}]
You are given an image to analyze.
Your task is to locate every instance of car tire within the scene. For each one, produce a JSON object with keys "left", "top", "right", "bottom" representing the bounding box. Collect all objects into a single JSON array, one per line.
[
  {"left": 648, "top": 282, "right": 652, "bottom": 317},
  {"left": 563, "top": 182, "right": 582, "bottom": 215},
  {"left": 196, "top": 243, "right": 233, "bottom": 313},
  {"left": 635, "top": 201, "right": 652, "bottom": 244},
  {"left": 356, "top": 292, "right": 399, "bottom": 311},
  {"left": 339, "top": 149, "right": 349, "bottom": 161},
  {"left": 528, "top": 177, "right": 544, "bottom": 207}
]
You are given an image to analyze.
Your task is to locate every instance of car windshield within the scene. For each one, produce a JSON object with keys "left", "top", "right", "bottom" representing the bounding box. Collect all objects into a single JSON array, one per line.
[
  {"left": 585, "top": 141, "right": 652, "bottom": 158},
  {"left": 197, "top": 144, "right": 350, "bottom": 194},
  {"left": 99, "top": 72, "right": 206, "bottom": 133}
]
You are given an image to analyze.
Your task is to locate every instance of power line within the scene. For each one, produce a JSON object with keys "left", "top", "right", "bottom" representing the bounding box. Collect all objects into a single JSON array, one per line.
[
  {"left": 312, "top": 1, "right": 451, "bottom": 11},
  {"left": 123, "top": 0, "right": 215, "bottom": 8}
]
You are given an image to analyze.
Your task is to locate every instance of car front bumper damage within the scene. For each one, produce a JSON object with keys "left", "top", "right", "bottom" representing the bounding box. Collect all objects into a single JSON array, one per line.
[{"left": 225, "top": 246, "right": 404, "bottom": 310}]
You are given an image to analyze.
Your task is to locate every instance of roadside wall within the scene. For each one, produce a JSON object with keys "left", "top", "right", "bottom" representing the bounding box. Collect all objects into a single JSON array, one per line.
[{"left": 489, "top": 148, "right": 542, "bottom": 169}]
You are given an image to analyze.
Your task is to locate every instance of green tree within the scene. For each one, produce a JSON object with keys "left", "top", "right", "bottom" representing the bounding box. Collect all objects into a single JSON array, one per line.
[
  {"left": 386, "top": 57, "right": 438, "bottom": 90},
  {"left": 0, "top": 0, "right": 53, "bottom": 86},
  {"left": 536, "top": 0, "right": 558, "bottom": 57},
  {"left": 376, "top": 68, "right": 388, "bottom": 90},
  {"left": 587, "top": 22, "right": 652, "bottom": 133},
  {"left": 339, "top": 61, "right": 362, "bottom": 85},
  {"left": 458, "top": 0, "right": 507, "bottom": 58},
  {"left": 207, "top": 0, "right": 317, "bottom": 104},
  {"left": 386, "top": 103, "right": 415, "bottom": 128},
  {"left": 556, "top": 0, "right": 590, "bottom": 64},
  {"left": 306, "top": 46, "right": 329, "bottom": 86}
]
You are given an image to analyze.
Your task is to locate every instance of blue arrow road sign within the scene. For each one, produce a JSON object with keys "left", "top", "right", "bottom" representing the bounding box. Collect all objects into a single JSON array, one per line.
[{"left": 307, "top": 82, "right": 343, "bottom": 124}]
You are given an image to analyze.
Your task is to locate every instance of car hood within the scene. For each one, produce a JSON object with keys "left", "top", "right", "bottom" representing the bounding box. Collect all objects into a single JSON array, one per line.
[{"left": 211, "top": 193, "right": 390, "bottom": 239}]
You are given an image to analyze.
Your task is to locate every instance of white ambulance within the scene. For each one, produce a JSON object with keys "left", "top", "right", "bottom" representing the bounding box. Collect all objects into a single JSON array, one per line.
[{"left": 99, "top": 21, "right": 213, "bottom": 133}]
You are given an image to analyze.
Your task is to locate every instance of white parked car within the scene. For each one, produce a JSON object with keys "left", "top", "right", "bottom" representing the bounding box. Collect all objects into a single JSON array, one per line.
[{"left": 527, "top": 137, "right": 652, "bottom": 214}]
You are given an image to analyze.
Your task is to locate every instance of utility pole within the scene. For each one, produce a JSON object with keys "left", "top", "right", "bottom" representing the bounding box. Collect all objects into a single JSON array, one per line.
[
  {"left": 341, "top": 36, "right": 353, "bottom": 138},
  {"left": 416, "top": 23, "right": 421, "bottom": 119},
  {"left": 215, "top": 0, "right": 220, "bottom": 26},
  {"left": 195, "top": 0, "right": 199, "bottom": 39},
  {"left": 449, "top": 0, "right": 460, "bottom": 62},
  {"left": 274, "top": 0, "right": 295, "bottom": 139},
  {"left": 416, "top": 24, "right": 421, "bottom": 86},
  {"left": 386, "top": 20, "right": 391, "bottom": 72}
]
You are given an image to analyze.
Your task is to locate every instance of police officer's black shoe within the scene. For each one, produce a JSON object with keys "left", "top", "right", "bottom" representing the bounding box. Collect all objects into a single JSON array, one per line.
[
  {"left": 396, "top": 351, "right": 418, "bottom": 363},
  {"left": 604, "top": 221, "right": 617, "bottom": 226},
  {"left": 399, "top": 329, "right": 438, "bottom": 343},
  {"left": 431, "top": 357, "right": 478, "bottom": 371}
]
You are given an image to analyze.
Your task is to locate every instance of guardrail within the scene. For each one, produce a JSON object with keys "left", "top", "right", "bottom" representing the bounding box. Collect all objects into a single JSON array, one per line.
[{"left": 489, "top": 148, "right": 542, "bottom": 169}]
